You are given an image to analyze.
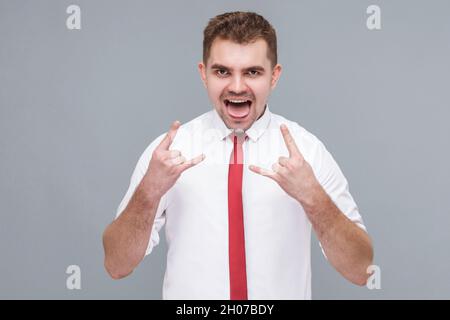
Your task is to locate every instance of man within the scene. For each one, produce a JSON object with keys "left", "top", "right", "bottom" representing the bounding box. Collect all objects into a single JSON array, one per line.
[{"left": 103, "top": 11, "right": 373, "bottom": 300}]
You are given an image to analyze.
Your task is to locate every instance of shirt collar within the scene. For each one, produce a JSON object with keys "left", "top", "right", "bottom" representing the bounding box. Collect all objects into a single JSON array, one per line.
[{"left": 211, "top": 104, "right": 272, "bottom": 142}]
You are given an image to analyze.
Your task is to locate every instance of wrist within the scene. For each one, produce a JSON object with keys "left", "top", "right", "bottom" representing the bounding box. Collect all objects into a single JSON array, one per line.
[
  {"left": 137, "top": 175, "right": 163, "bottom": 205},
  {"left": 297, "top": 182, "right": 329, "bottom": 215}
]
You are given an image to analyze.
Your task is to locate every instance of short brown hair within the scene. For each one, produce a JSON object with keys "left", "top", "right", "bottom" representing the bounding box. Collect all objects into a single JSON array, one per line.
[{"left": 203, "top": 11, "right": 278, "bottom": 67}]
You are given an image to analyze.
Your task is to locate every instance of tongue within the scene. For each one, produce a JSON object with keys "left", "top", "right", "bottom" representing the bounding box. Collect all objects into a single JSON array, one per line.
[{"left": 227, "top": 103, "right": 250, "bottom": 118}]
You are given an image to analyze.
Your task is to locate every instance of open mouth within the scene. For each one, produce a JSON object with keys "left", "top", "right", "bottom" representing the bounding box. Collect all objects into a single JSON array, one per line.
[{"left": 224, "top": 99, "right": 252, "bottom": 119}]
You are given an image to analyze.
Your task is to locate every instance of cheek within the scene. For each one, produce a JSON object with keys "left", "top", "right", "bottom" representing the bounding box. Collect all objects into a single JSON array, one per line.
[
  {"left": 251, "top": 80, "right": 272, "bottom": 100},
  {"left": 206, "top": 79, "right": 226, "bottom": 99}
]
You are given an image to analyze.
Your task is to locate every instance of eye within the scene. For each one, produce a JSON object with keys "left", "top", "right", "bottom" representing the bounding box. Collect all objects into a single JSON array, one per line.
[
  {"left": 247, "top": 70, "right": 260, "bottom": 77},
  {"left": 215, "top": 69, "right": 229, "bottom": 77}
]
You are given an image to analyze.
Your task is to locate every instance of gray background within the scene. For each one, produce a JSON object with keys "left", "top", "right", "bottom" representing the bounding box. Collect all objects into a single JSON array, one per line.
[{"left": 1, "top": 0, "right": 449, "bottom": 299}]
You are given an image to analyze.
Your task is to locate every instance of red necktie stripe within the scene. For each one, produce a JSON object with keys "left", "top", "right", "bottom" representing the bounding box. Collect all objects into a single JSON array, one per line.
[{"left": 228, "top": 134, "right": 248, "bottom": 300}]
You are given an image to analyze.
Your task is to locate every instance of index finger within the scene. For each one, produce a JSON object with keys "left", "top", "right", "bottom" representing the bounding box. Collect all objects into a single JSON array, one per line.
[
  {"left": 157, "top": 120, "right": 181, "bottom": 150},
  {"left": 280, "top": 124, "right": 302, "bottom": 158}
]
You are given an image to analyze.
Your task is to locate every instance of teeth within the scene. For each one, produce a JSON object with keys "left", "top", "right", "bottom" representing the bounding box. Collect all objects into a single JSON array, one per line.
[{"left": 228, "top": 99, "right": 248, "bottom": 103}]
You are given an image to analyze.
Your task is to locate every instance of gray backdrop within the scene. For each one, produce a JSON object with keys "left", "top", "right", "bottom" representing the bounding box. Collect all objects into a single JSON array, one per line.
[{"left": 1, "top": 0, "right": 449, "bottom": 299}]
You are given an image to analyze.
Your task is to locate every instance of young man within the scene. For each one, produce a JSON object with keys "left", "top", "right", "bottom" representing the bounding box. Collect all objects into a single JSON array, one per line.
[{"left": 103, "top": 11, "right": 373, "bottom": 300}]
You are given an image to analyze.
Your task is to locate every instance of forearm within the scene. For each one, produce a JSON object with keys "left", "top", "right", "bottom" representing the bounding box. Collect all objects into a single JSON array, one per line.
[
  {"left": 103, "top": 177, "right": 161, "bottom": 279},
  {"left": 301, "top": 185, "right": 373, "bottom": 286}
]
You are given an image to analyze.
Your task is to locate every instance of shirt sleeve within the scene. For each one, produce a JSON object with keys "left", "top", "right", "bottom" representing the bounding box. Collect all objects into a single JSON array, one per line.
[
  {"left": 115, "top": 134, "right": 168, "bottom": 256},
  {"left": 313, "top": 139, "right": 367, "bottom": 259}
]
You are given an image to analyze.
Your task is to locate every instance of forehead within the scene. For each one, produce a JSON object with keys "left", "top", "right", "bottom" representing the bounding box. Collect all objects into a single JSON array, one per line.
[{"left": 208, "top": 38, "right": 270, "bottom": 69}]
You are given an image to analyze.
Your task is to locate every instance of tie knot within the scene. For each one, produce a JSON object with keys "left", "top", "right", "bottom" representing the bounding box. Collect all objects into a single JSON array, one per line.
[
  {"left": 230, "top": 130, "right": 247, "bottom": 145},
  {"left": 229, "top": 130, "right": 247, "bottom": 165}
]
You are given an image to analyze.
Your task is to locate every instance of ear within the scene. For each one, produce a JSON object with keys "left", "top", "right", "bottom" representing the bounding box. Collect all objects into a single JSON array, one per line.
[
  {"left": 270, "top": 64, "right": 282, "bottom": 90},
  {"left": 198, "top": 62, "right": 207, "bottom": 88}
]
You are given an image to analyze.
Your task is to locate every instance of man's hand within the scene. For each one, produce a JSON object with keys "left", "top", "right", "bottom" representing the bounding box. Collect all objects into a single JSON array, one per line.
[
  {"left": 143, "top": 121, "right": 205, "bottom": 199},
  {"left": 249, "top": 124, "right": 322, "bottom": 207}
]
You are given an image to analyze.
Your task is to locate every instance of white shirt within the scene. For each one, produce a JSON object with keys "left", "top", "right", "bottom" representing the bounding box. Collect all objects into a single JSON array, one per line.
[{"left": 115, "top": 105, "right": 366, "bottom": 300}]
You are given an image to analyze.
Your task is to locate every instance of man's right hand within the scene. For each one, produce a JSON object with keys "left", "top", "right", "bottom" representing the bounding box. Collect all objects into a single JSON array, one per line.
[{"left": 142, "top": 121, "right": 205, "bottom": 199}]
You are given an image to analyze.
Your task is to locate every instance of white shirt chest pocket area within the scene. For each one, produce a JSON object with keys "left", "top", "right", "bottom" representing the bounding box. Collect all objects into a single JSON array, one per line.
[
  {"left": 167, "top": 163, "right": 228, "bottom": 211},
  {"left": 244, "top": 167, "right": 301, "bottom": 212}
]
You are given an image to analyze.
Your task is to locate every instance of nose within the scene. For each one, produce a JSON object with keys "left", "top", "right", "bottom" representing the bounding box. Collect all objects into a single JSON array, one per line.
[{"left": 227, "top": 73, "right": 248, "bottom": 95}]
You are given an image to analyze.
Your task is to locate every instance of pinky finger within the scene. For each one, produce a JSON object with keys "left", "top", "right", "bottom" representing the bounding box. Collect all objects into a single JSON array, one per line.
[
  {"left": 249, "top": 165, "right": 277, "bottom": 180},
  {"left": 178, "top": 154, "right": 205, "bottom": 172}
]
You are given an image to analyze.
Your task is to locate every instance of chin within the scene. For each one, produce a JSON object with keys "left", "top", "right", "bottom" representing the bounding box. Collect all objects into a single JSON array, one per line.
[{"left": 227, "top": 115, "right": 255, "bottom": 130}]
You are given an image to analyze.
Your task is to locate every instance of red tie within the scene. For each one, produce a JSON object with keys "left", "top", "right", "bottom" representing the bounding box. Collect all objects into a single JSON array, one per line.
[{"left": 228, "top": 132, "right": 248, "bottom": 300}]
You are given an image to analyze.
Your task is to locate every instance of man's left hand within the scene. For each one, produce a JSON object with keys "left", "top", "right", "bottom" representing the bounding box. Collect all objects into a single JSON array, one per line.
[{"left": 249, "top": 124, "right": 324, "bottom": 207}]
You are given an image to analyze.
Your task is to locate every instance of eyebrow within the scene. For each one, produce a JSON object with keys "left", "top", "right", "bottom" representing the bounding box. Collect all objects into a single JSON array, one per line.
[{"left": 210, "top": 64, "right": 266, "bottom": 72}]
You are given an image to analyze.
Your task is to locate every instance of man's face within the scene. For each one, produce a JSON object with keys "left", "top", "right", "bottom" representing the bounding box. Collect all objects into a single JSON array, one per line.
[{"left": 199, "top": 38, "right": 282, "bottom": 131}]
